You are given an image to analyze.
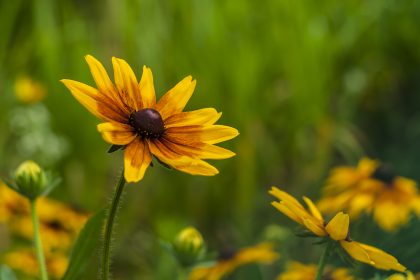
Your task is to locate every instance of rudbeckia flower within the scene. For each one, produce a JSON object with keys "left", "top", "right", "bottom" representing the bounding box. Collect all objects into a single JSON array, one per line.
[
  {"left": 61, "top": 55, "right": 238, "bottom": 182},
  {"left": 277, "top": 261, "right": 354, "bottom": 280},
  {"left": 269, "top": 187, "right": 406, "bottom": 272},
  {"left": 317, "top": 158, "right": 420, "bottom": 231},
  {"left": 188, "top": 243, "right": 278, "bottom": 280}
]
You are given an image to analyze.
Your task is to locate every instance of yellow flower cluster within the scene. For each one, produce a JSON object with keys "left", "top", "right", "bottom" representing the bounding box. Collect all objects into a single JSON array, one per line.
[
  {"left": 317, "top": 158, "right": 420, "bottom": 231},
  {"left": 0, "top": 182, "right": 88, "bottom": 278},
  {"left": 277, "top": 261, "right": 354, "bottom": 280}
]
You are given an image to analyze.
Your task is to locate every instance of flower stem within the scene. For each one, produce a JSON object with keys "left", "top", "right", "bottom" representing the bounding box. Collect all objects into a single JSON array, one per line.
[
  {"left": 101, "top": 169, "right": 126, "bottom": 280},
  {"left": 31, "top": 200, "right": 49, "bottom": 280},
  {"left": 314, "top": 241, "right": 332, "bottom": 280}
]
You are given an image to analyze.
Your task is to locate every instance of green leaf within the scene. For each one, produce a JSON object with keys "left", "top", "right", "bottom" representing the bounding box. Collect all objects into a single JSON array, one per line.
[
  {"left": 107, "top": 145, "right": 123, "bottom": 153},
  {"left": 62, "top": 209, "right": 106, "bottom": 280},
  {"left": 0, "top": 265, "right": 17, "bottom": 280}
]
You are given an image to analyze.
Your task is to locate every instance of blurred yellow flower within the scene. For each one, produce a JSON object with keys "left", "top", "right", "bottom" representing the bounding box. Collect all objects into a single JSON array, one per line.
[
  {"left": 317, "top": 157, "right": 420, "bottom": 231},
  {"left": 3, "top": 248, "right": 68, "bottom": 279},
  {"left": 387, "top": 271, "right": 419, "bottom": 280},
  {"left": 277, "top": 261, "right": 354, "bottom": 280},
  {"left": 0, "top": 182, "right": 30, "bottom": 223},
  {"left": 61, "top": 55, "right": 238, "bottom": 182},
  {"left": 269, "top": 187, "right": 406, "bottom": 272},
  {"left": 9, "top": 197, "right": 88, "bottom": 251},
  {"left": 14, "top": 76, "right": 46, "bottom": 104},
  {"left": 188, "top": 243, "right": 278, "bottom": 280}
]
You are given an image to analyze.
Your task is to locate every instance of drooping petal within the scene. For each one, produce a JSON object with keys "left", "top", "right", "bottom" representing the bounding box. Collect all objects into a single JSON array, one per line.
[
  {"left": 268, "top": 187, "right": 305, "bottom": 210},
  {"left": 97, "top": 122, "right": 136, "bottom": 145},
  {"left": 325, "top": 212, "right": 350, "bottom": 241},
  {"left": 112, "top": 57, "right": 141, "bottom": 110},
  {"left": 61, "top": 79, "right": 126, "bottom": 123},
  {"left": 139, "top": 66, "right": 156, "bottom": 108},
  {"left": 358, "top": 243, "right": 406, "bottom": 272},
  {"left": 148, "top": 140, "right": 218, "bottom": 176},
  {"left": 302, "top": 196, "right": 324, "bottom": 221},
  {"left": 340, "top": 241, "right": 374, "bottom": 266},
  {"left": 164, "top": 108, "right": 222, "bottom": 128},
  {"left": 165, "top": 125, "right": 239, "bottom": 145},
  {"left": 155, "top": 76, "right": 196, "bottom": 119},
  {"left": 124, "top": 139, "right": 152, "bottom": 182}
]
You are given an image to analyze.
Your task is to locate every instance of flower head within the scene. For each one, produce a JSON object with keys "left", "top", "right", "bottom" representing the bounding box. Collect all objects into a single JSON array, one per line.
[
  {"left": 188, "top": 243, "right": 278, "bottom": 280},
  {"left": 317, "top": 158, "right": 420, "bottom": 231},
  {"left": 61, "top": 55, "right": 238, "bottom": 182},
  {"left": 14, "top": 76, "right": 46, "bottom": 104},
  {"left": 277, "top": 261, "right": 354, "bottom": 280},
  {"left": 269, "top": 187, "right": 406, "bottom": 272}
]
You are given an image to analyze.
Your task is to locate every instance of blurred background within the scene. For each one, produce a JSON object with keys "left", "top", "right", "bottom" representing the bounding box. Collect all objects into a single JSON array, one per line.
[{"left": 1, "top": 0, "right": 420, "bottom": 279}]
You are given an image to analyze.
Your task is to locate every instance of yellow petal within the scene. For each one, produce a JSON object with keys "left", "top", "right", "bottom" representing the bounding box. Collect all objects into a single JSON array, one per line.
[
  {"left": 112, "top": 57, "right": 140, "bottom": 110},
  {"left": 373, "top": 202, "right": 409, "bottom": 231},
  {"left": 271, "top": 201, "right": 302, "bottom": 225},
  {"left": 302, "top": 218, "right": 327, "bottom": 237},
  {"left": 162, "top": 137, "right": 235, "bottom": 159},
  {"left": 340, "top": 240, "right": 374, "bottom": 265},
  {"left": 302, "top": 196, "right": 324, "bottom": 221},
  {"left": 282, "top": 200, "right": 324, "bottom": 231},
  {"left": 139, "top": 66, "right": 156, "bottom": 108},
  {"left": 166, "top": 125, "right": 239, "bottom": 145},
  {"left": 124, "top": 139, "right": 152, "bottom": 182},
  {"left": 268, "top": 187, "right": 305, "bottom": 210},
  {"left": 97, "top": 122, "right": 136, "bottom": 145},
  {"left": 164, "top": 108, "right": 222, "bottom": 128},
  {"left": 85, "top": 55, "right": 115, "bottom": 96},
  {"left": 359, "top": 243, "right": 406, "bottom": 272},
  {"left": 325, "top": 212, "right": 349, "bottom": 241},
  {"left": 155, "top": 76, "right": 196, "bottom": 119}
]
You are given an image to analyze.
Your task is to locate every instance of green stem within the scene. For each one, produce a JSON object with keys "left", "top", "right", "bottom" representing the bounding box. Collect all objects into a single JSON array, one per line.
[
  {"left": 314, "top": 242, "right": 332, "bottom": 280},
  {"left": 31, "top": 200, "right": 48, "bottom": 280},
  {"left": 101, "top": 169, "right": 126, "bottom": 280}
]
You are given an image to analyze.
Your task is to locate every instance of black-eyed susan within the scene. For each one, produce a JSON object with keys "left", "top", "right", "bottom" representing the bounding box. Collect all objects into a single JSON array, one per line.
[
  {"left": 277, "top": 261, "right": 354, "bottom": 280},
  {"left": 269, "top": 187, "right": 406, "bottom": 273},
  {"left": 188, "top": 243, "right": 278, "bottom": 280},
  {"left": 61, "top": 55, "right": 238, "bottom": 183},
  {"left": 3, "top": 248, "right": 68, "bottom": 279},
  {"left": 317, "top": 158, "right": 420, "bottom": 231}
]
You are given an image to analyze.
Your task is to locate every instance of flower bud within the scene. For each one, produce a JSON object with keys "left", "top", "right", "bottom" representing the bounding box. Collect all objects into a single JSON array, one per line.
[
  {"left": 173, "top": 227, "right": 205, "bottom": 267},
  {"left": 6, "top": 160, "right": 60, "bottom": 201}
]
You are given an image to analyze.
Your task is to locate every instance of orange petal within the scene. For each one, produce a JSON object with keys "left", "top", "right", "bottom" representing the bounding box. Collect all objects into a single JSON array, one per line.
[
  {"left": 85, "top": 55, "right": 115, "bottom": 96},
  {"left": 325, "top": 212, "right": 349, "bottom": 241},
  {"left": 155, "top": 76, "right": 196, "bottom": 119},
  {"left": 97, "top": 122, "right": 136, "bottom": 145},
  {"left": 124, "top": 139, "right": 152, "bottom": 182},
  {"left": 112, "top": 57, "right": 140, "bottom": 111},
  {"left": 139, "top": 66, "right": 156, "bottom": 108},
  {"left": 164, "top": 108, "right": 222, "bottom": 128}
]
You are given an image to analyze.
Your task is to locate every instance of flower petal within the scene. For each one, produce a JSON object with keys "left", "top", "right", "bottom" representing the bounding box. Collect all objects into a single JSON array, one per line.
[
  {"left": 302, "top": 196, "right": 324, "bottom": 221},
  {"left": 155, "top": 76, "right": 196, "bottom": 119},
  {"left": 166, "top": 125, "right": 239, "bottom": 145},
  {"left": 271, "top": 201, "right": 302, "bottom": 225},
  {"left": 282, "top": 200, "right": 325, "bottom": 234},
  {"left": 162, "top": 137, "right": 235, "bottom": 159},
  {"left": 302, "top": 218, "right": 327, "bottom": 237},
  {"left": 124, "top": 139, "right": 152, "bottom": 182},
  {"left": 139, "top": 66, "right": 156, "bottom": 108},
  {"left": 85, "top": 55, "right": 116, "bottom": 96},
  {"left": 164, "top": 108, "right": 222, "bottom": 128},
  {"left": 148, "top": 140, "right": 218, "bottom": 176},
  {"left": 268, "top": 187, "right": 305, "bottom": 210},
  {"left": 340, "top": 241, "right": 374, "bottom": 265},
  {"left": 325, "top": 212, "right": 349, "bottom": 241},
  {"left": 97, "top": 122, "right": 136, "bottom": 145},
  {"left": 61, "top": 79, "right": 126, "bottom": 123},
  {"left": 112, "top": 57, "right": 140, "bottom": 110},
  {"left": 359, "top": 243, "right": 406, "bottom": 272}
]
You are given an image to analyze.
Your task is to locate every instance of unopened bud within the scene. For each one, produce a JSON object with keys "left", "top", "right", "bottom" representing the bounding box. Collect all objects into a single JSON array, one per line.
[{"left": 173, "top": 227, "right": 205, "bottom": 267}]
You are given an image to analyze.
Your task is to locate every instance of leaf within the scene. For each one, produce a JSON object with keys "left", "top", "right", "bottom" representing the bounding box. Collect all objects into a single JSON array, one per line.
[
  {"left": 62, "top": 209, "right": 106, "bottom": 280},
  {"left": 0, "top": 265, "right": 17, "bottom": 280},
  {"left": 107, "top": 145, "right": 123, "bottom": 153}
]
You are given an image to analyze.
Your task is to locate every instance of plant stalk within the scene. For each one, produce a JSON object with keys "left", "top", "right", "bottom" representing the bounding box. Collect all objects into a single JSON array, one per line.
[
  {"left": 101, "top": 169, "right": 126, "bottom": 280},
  {"left": 314, "top": 241, "right": 332, "bottom": 280},
  {"left": 31, "top": 200, "right": 49, "bottom": 280}
]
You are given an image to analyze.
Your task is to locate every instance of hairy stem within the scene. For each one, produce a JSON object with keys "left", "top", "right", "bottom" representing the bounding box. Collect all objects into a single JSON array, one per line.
[
  {"left": 101, "top": 169, "right": 126, "bottom": 280},
  {"left": 31, "top": 200, "right": 49, "bottom": 280}
]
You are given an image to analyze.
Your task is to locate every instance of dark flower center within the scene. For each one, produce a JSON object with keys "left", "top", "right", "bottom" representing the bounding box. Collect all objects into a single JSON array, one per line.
[
  {"left": 218, "top": 247, "right": 236, "bottom": 261},
  {"left": 129, "top": 108, "right": 165, "bottom": 139},
  {"left": 372, "top": 164, "right": 396, "bottom": 185}
]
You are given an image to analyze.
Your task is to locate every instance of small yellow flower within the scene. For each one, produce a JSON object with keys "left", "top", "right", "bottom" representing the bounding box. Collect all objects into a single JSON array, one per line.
[
  {"left": 277, "top": 261, "right": 354, "bottom": 280},
  {"left": 387, "top": 271, "right": 419, "bottom": 280},
  {"left": 317, "top": 158, "right": 420, "bottom": 231},
  {"left": 3, "top": 248, "right": 68, "bottom": 279},
  {"left": 14, "top": 76, "right": 46, "bottom": 104},
  {"left": 269, "top": 186, "right": 406, "bottom": 272},
  {"left": 173, "top": 227, "right": 205, "bottom": 266},
  {"left": 188, "top": 243, "right": 278, "bottom": 280},
  {"left": 61, "top": 55, "right": 239, "bottom": 182},
  {"left": 0, "top": 182, "right": 30, "bottom": 223}
]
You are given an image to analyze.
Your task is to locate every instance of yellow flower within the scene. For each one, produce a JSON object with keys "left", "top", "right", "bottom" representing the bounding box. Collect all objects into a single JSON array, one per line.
[
  {"left": 269, "top": 187, "right": 406, "bottom": 272},
  {"left": 173, "top": 226, "right": 205, "bottom": 266},
  {"left": 387, "top": 271, "right": 418, "bottom": 280},
  {"left": 188, "top": 243, "right": 278, "bottom": 280},
  {"left": 317, "top": 158, "right": 420, "bottom": 231},
  {"left": 277, "top": 261, "right": 354, "bottom": 280},
  {"left": 3, "top": 248, "right": 68, "bottom": 279},
  {"left": 0, "top": 182, "right": 30, "bottom": 223},
  {"left": 14, "top": 76, "right": 46, "bottom": 104},
  {"left": 61, "top": 55, "right": 239, "bottom": 182},
  {"left": 9, "top": 197, "right": 89, "bottom": 251}
]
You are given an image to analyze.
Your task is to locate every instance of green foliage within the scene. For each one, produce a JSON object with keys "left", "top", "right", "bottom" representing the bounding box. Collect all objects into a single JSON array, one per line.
[{"left": 0, "top": 266, "right": 17, "bottom": 280}]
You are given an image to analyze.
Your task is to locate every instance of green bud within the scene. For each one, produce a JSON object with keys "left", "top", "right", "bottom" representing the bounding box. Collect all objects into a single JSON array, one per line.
[
  {"left": 6, "top": 160, "right": 60, "bottom": 201},
  {"left": 173, "top": 227, "right": 205, "bottom": 267}
]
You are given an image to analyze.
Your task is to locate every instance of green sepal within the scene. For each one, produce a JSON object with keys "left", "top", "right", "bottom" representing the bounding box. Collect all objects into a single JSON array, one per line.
[{"left": 107, "top": 145, "right": 124, "bottom": 153}]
